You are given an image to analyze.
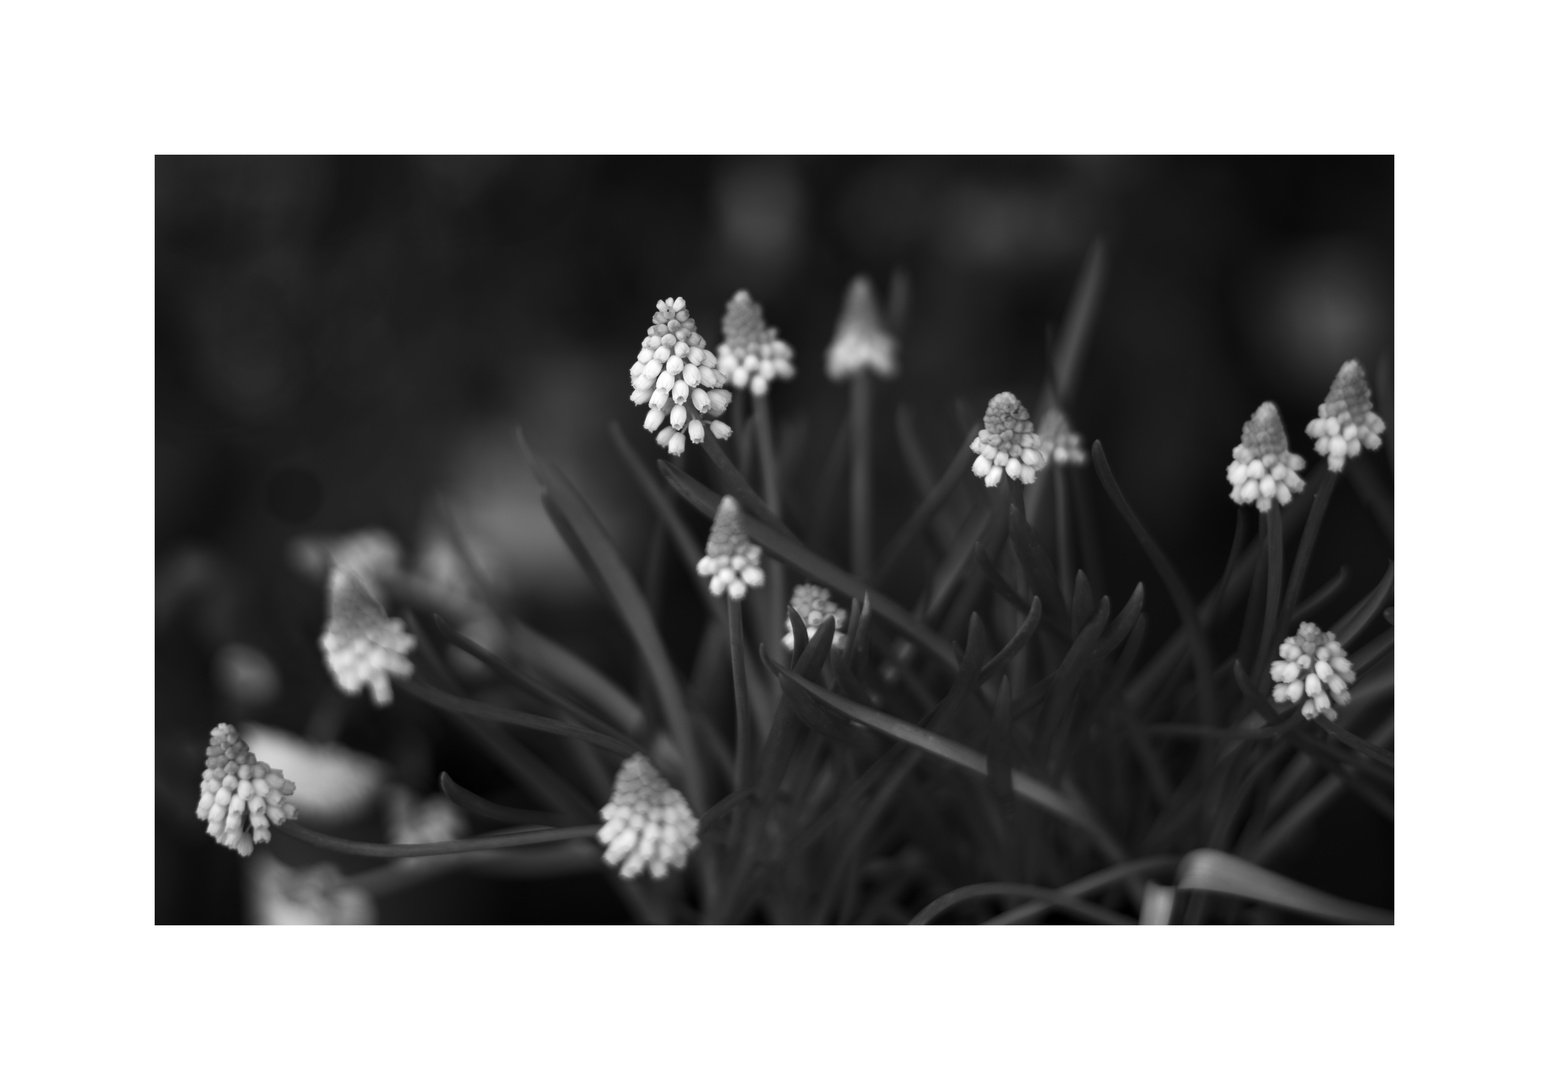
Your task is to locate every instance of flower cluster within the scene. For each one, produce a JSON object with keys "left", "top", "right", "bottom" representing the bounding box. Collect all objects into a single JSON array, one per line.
[
  {"left": 318, "top": 567, "right": 416, "bottom": 707},
  {"left": 597, "top": 754, "right": 700, "bottom": 880},
  {"left": 717, "top": 289, "right": 796, "bottom": 396},
  {"left": 1307, "top": 359, "right": 1386, "bottom": 473},
  {"left": 783, "top": 583, "right": 849, "bottom": 652},
  {"left": 631, "top": 297, "right": 733, "bottom": 455},
  {"left": 1270, "top": 622, "right": 1357, "bottom": 720},
  {"left": 696, "top": 496, "right": 765, "bottom": 600},
  {"left": 971, "top": 392, "right": 1049, "bottom": 486},
  {"left": 1039, "top": 405, "right": 1088, "bottom": 466},
  {"left": 1227, "top": 402, "right": 1306, "bottom": 512},
  {"left": 196, "top": 724, "right": 299, "bottom": 857},
  {"left": 825, "top": 275, "right": 897, "bottom": 381}
]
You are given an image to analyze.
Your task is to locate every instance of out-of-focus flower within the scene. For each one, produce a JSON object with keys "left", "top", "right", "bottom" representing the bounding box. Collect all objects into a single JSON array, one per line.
[
  {"left": 696, "top": 496, "right": 765, "bottom": 600},
  {"left": 1306, "top": 358, "right": 1386, "bottom": 472},
  {"left": 1038, "top": 405, "right": 1087, "bottom": 466},
  {"left": 196, "top": 724, "right": 299, "bottom": 857},
  {"left": 783, "top": 583, "right": 849, "bottom": 653},
  {"left": 971, "top": 392, "right": 1049, "bottom": 487},
  {"left": 630, "top": 297, "right": 733, "bottom": 455},
  {"left": 597, "top": 754, "right": 699, "bottom": 880},
  {"left": 716, "top": 289, "right": 796, "bottom": 397},
  {"left": 319, "top": 567, "right": 416, "bottom": 707},
  {"left": 385, "top": 786, "right": 468, "bottom": 847},
  {"left": 212, "top": 642, "right": 281, "bottom": 708},
  {"left": 825, "top": 275, "right": 897, "bottom": 381},
  {"left": 1269, "top": 622, "right": 1357, "bottom": 720},
  {"left": 1227, "top": 401, "right": 1306, "bottom": 512},
  {"left": 248, "top": 856, "right": 375, "bottom": 924},
  {"left": 241, "top": 722, "right": 389, "bottom": 825},
  {"left": 289, "top": 528, "right": 404, "bottom": 584}
]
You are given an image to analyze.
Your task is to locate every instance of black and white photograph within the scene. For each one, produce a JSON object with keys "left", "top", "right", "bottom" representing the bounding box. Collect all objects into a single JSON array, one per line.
[
  {"left": 14, "top": 4, "right": 1547, "bottom": 1075},
  {"left": 155, "top": 156, "right": 1395, "bottom": 926}
]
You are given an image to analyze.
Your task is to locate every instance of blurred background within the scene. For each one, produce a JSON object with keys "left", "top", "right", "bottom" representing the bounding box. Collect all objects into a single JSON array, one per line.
[{"left": 156, "top": 156, "right": 1393, "bottom": 923}]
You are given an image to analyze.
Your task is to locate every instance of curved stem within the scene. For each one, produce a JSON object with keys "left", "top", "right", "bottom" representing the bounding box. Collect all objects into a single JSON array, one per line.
[
  {"left": 985, "top": 855, "right": 1181, "bottom": 925},
  {"left": 279, "top": 822, "right": 600, "bottom": 860}
]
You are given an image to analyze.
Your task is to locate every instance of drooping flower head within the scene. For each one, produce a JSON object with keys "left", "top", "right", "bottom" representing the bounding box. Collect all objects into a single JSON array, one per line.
[
  {"left": 971, "top": 392, "right": 1049, "bottom": 487},
  {"left": 1307, "top": 359, "right": 1386, "bottom": 473},
  {"left": 825, "top": 275, "right": 897, "bottom": 381},
  {"left": 696, "top": 495, "right": 765, "bottom": 600},
  {"left": 196, "top": 724, "right": 299, "bottom": 857},
  {"left": 717, "top": 289, "right": 796, "bottom": 397},
  {"left": 630, "top": 297, "right": 733, "bottom": 456},
  {"left": 319, "top": 566, "right": 416, "bottom": 707},
  {"left": 1038, "top": 405, "right": 1088, "bottom": 466},
  {"left": 1270, "top": 622, "right": 1357, "bottom": 721},
  {"left": 1227, "top": 402, "right": 1306, "bottom": 511},
  {"left": 597, "top": 754, "right": 700, "bottom": 880},
  {"left": 783, "top": 583, "right": 849, "bottom": 653}
]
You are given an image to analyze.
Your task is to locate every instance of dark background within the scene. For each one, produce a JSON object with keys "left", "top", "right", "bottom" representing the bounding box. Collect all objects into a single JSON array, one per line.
[{"left": 156, "top": 156, "right": 1393, "bottom": 923}]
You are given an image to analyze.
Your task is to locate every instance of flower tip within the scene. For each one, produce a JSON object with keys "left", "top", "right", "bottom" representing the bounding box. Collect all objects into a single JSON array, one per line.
[
  {"left": 825, "top": 275, "right": 897, "bottom": 381},
  {"left": 970, "top": 391, "right": 1046, "bottom": 487}
]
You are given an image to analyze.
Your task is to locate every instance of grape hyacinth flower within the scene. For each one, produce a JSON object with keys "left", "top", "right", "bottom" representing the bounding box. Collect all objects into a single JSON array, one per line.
[
  {"left": 597, "top": 754, "right": 700, "bottom": 880},
  {"left": 1038, "top": 405, "right": 1088, "bottom": 466},
  {"left": 318, "top": 566, "right": 416, "bottom": 707},
  {"left": 696, "top": 496, "right": 765, "bottom": 600},
  {"left": 196, "top": 724, "right": 299, "bottom": 857},
  {"left": 824, "top": 275, "right": 897, "bottom": 382},
  {"left": 783, "top": 583, "right": 849, "bottom": 653},
  {"left": 630, "top": 296, "right": 733, "bottom": 456},
  {"left": 1307, "top": 359, "right": 1386, "bottom": 473},
  {"left": 1269, "top": 622, "right": 1358, "bottom": 721},
  {"left": 1227, "top": 402, "right": 1306, "bottom": 512},
  {"left": 717, "top": 289, "right": 796, "bottom": 397},
  {"left": 971, "top": 391, "right": 1049, "bottom": 487}
]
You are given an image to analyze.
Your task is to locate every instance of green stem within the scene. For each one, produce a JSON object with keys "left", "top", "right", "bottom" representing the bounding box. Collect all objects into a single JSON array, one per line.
[
  {"left": 1251, "top": 503, "right": 1284, "bottom": 689},
  {"left": 850, "top": 369, "right": 872, "bottom": 580},
  {"left": 280, "top": 822, "right": 600, "bottom": 859},
  {"left": 728, "top": 595, "right": 755, "bottom": 792},
  {"left": 752, "top": 394, "right": 787, "bottom": 665},
  {"left": 1279, "top": 468, "right": 1337, "bottom": 640}
]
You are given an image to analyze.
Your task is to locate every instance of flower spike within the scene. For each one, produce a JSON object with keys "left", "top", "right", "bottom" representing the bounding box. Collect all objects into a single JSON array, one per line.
[
  {"left": 1038, "top": 405, "right": 1088, "bottom": 466},
  {"left": 196, "top": 724, "right": 299, "bottom": 857},
  {"left": 597, "top": 754, "right": 700, "bottom": 880},
  {"left": 630, "top": 297, "right": 733, "bottom": 455},
  {"left": 696, "top": 495, "right": 765, "bottom": 600},
  {"left": 717, "top": 289, "right": 796, "bottom": 397},
  {"left": 1227, "top": 401, "right": 1306, "bottom": 511},
  {"left": 783, "top": 583, "right": 849, "bottom": 653},
  {"left": 971, "top": 392, "right": 1049, "bottom": 487},
  {"left": 1269, "top": 622, "right": 1357, "bottom": 720},
  {"left": 318, "top": 566, "right": 416, "bottom": 707},
  {"left": 1307, "top": 359, "right": 1386, "bottom": 472},
  {"left": 825, "top": 275, "right": 897, "bottom": 381}
]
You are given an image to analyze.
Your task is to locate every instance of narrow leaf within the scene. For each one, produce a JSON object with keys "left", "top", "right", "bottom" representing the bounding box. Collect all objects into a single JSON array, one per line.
[
  {"left": 518, "top": 430, "right": 707, "bottom": 810},
  {"left": 775, "top": 667, "right": 1126, "bottom": 862},
  {"left": 1175, "top": 849, "right": 1393, "bottom": 924}
]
